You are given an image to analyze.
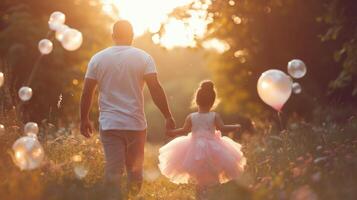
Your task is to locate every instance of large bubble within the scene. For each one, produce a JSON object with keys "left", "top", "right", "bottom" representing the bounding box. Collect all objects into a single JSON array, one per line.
[
  {"left": 48, "top": 11, "right": 66, "bottom": 31},
  {"left": 61, "top": 29, "right": 83, "bottom": 51},
  {"left": 55, "top": 24, "right": 69, "bottom": 42},
  {"left": 12, "top": 136, "right": 45, "bottom": 170}
]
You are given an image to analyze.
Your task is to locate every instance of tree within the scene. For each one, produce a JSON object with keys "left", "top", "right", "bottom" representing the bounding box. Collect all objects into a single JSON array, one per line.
[
  {"left": 0, "top": 0, "right": 114, "bottom": 123},
  {"left": 320, "top": 0, "right": 357, "bottom": 98},
  {"left": 166, "top": 0, "right": 356, "bottom": 118}
]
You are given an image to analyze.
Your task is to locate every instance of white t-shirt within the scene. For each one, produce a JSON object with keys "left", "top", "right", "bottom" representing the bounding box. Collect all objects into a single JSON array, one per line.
[{"left": 85, "top": 45, "right": 157, "bottom": 131}]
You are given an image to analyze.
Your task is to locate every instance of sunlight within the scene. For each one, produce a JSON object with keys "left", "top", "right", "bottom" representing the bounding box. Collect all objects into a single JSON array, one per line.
[
  {"left": 109, "top": 0, "right": 194, "bottom": 35},
  {"left": 261, "top": 81, "right": 270, "bottom": 89},
  {"left": 202, "top": 39, "right": 230, "bottom": 53},
  {"left": 101, "top": 0, "right": 226, "bottom": 50}
]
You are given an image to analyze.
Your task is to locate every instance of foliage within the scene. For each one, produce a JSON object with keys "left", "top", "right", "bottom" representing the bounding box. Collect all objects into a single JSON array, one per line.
[
  {"left": 319, "top": 0, "right": 357, "bottom": 97},
  {"left": 1, "top": 108, "right": 356, "bottom": 199},
  {"left": 0, "top": 0, "right": 211, "bottom": 140},
  {"left": 0, "top": 0, "right": 113, "bottom": 123},
  {"left": 168, "top": 0, "right": 357, "bottom": 118}
]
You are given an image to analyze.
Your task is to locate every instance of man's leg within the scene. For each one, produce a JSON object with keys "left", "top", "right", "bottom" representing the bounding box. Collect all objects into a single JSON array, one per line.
[
  {"left": 100, "top": 130, "right": 126, "bottom": 199},
  {"left": 124, "top": 130, "right": 147, "bottom": 196}
]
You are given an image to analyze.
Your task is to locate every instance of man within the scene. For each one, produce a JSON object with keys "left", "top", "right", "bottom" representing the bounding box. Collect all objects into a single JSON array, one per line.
[{"left": 80, "top": 20, "right": 175, "bottom": 197}]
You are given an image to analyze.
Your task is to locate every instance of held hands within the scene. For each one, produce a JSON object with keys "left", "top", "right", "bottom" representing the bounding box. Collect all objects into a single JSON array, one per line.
[
  {"left": 234, "top": 124, "right": 242, "bottom": 131},
  {"left": 165, "top": 116, "right": 176, "bottom": 130},
  {"left": 80, "top": 119, "right": 93, "bottom": 138}
]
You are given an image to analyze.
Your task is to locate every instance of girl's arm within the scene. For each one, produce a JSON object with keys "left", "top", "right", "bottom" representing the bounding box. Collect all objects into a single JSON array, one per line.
[
  {"left": 166, "top": 115, "right": 192, "bottom": 137},
  {"left": 215, "top": 113, "right": 241, "bottom": 133}
]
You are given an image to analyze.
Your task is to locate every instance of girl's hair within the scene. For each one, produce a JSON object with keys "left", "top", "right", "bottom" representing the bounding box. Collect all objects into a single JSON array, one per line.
[{"left": 192, "top": 80, "right": 218, "bottom": 109}]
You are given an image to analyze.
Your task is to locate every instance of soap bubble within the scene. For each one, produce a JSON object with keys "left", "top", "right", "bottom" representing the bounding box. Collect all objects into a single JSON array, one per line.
[
  {"left": 292, "top": 82, "right": 302, "bottom": 94},
  {"left": 143, "top": 169, "right": 161, "bottom": 182},
  {"left": 18, "top": 86, "right": 33, "bottom": 101},
  {"left": 287, "top": 59, "right": 307, "bottom": 79},
  {"left": 61, "top": 28, "right": 83, "bottom": 51},
  {"left": 55, "top": 24, "right": 69, "bottom": 42},
  {"left": 0, "top": 72, "right": 4, "bottom": 87},
  {"left": 74, "top": 165, "right": 89, "bottom": 179},
  {"left": 0, "top": 124, "right": 5, "bottom": 136},
  {"left": 38, "top": 39, "right": 53, "bottom": 55},
  {"left": 48, "top": 11, "right": 66, "bottom": 31},
  {"left": 12, "top": 136, "right": 45, "bottom": 170},
  {"left": 24, "top": 122, "right": 39, "bottom": 136}
]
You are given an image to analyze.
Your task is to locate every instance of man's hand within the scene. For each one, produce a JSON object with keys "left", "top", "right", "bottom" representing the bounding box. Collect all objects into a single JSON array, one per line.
[
  {"left": 80, "top": 119, "right": 93, "bottom": 138},
  {"left": 80, "top": 78, "right": 97, "bottom": 138},
  {"left": 165, "top": 117, "right": 176, "bottom": 130}
]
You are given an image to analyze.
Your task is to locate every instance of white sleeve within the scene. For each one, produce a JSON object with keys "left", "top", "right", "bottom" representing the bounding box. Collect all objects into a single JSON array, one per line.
[
  {"left": 85, "top": 56, "right": 98, "bottom": 80},
  {"left": 144, "top": 55, "right": 157, "bottom": 75}
]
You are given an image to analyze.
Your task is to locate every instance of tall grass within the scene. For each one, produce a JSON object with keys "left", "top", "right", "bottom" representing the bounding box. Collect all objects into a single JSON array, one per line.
[{"left": 0, "top": 108, "right": 356, "bottom": 200}]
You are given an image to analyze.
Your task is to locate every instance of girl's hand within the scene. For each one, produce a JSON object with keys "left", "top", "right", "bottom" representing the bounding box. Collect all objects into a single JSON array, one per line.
[
  {"left": 234, "top": 124, "right": 241, "bottom": 131},
  {"left": 165, "top": 129, "right": 176, "bottom": 137}
]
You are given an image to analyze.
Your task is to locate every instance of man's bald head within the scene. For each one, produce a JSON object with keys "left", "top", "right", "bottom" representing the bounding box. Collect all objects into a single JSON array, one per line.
[{"left": 112, "top": 20, "right": 134, "bottom": 45}]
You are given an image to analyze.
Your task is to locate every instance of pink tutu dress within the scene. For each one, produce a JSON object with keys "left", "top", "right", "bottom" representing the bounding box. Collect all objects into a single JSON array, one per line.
[{"left": 158, "top": 112, "right": 246, "bottom": 186}]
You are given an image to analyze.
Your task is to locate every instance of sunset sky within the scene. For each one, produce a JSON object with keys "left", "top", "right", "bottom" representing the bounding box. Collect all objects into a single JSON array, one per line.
[{"left": 101, "top": 0, "right": 227, "bottom": 51}]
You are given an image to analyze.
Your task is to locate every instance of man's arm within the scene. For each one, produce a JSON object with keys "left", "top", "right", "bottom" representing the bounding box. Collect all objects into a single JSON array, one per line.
[
  {"left": 144, "top": 74, "right": 175, "bottom": 130},
  {"left": 166, "top": 115, "right": 191, "bottom": 137},
  {"left": 80, "top": 78, "right": 97, "bottom": 138}
]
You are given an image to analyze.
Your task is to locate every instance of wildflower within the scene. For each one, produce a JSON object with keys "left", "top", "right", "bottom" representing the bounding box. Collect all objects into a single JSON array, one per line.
[
  {"left": 57, "top": 93, "right": 63, "bottom": 109},
  {"left": 311, "top": 172, "right": 321, "bottom": 182},
  {"left": 291, "top": 185, "right": 318, "bottom": 200},
  {"left": 292, "top": 167, "right": 302, "bottom": 178},
  {"left": 313, "top": 156, "right": 328, "bottom": 164},
  {"left": 316, "top": 145, "right": 323, "bottom": 151}
]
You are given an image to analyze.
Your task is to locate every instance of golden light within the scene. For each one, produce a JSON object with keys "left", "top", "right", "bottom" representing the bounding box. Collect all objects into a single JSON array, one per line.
[
  {"left": 261, "top": 81, "right": 270, "bottom": 89},
  {"left": 229, "top": 0, "right": 235, "bottom": 6},
  {"left": 202, "top": 39, "right": 230, "bottom": 53},
  {"left": 232, "top": 15, "right": 242, "bottom": 24},
  {"left": 72, "top": 155, "right": 82, "bottom": 162},
  {"left": 15, "top": 150, "right": 24, "bottom": 159},
  {"left": 110, "top": 0, "right": 193, "bottom": 35},
  {"left": 72, "top": 79, "right": 79, "bottom": 85},
  {"left": 12, "top": 136, "right": 45, "bottom": 170},
  {"left": 160, "top": 19, "right": 196, "bottom": 49},
  {"left": 103, "top": 0, "right": 223, "bottom": 50},
  {"left": 32, "top": 148, "right": 43, "bottom": 158}
]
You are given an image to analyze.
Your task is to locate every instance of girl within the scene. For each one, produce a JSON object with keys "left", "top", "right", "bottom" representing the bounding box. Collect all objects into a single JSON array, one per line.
[{"left": 158, "top": 80, "right": 247, "bottom": 199}]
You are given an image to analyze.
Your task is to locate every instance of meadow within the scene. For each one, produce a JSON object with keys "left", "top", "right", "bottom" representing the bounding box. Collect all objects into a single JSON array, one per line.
[
  {"left": 1, "top": 107, "right": 356, "bottom": 200},
  {"left": 1, "top": 0, "right": 357, "bottom": 199}
]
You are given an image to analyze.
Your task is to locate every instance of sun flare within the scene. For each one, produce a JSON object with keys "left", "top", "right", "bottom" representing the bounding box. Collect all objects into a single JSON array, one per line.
[{"left": 101, "top": 0, "right": 226, "bottom": 51}]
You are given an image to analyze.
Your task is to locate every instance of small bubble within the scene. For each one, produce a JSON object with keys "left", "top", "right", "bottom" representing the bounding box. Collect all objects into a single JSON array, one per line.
[
  {"left": 228, "top": 0, "right": 235, "bottom": 6},
  {"left": 232, "top": 15, "right": 242, "bottom": 24}
]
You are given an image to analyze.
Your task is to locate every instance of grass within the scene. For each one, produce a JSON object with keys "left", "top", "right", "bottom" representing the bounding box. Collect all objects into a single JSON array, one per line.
[{"left": 0, "top": 110, "right": 356, "bottom": 200}]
